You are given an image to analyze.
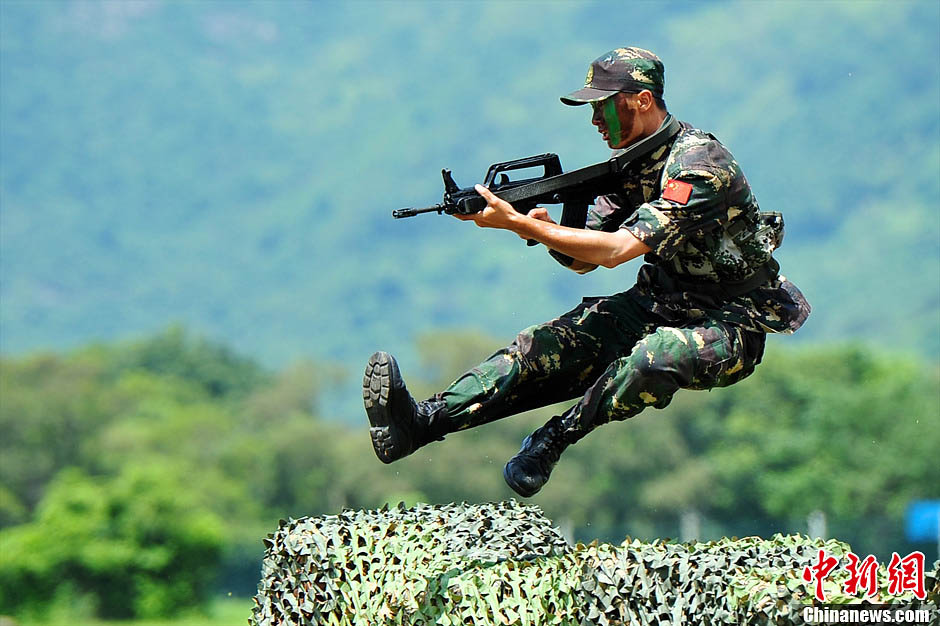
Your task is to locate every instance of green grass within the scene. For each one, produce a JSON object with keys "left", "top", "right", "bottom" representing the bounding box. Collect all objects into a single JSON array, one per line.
[{"left": 15, "top": 597, "right": 253, "bottom": 626}]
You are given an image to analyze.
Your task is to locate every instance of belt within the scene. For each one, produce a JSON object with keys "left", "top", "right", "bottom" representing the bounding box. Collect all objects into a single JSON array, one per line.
[{"left": 653, "top": 258, "right": 780, "bottom": 301}]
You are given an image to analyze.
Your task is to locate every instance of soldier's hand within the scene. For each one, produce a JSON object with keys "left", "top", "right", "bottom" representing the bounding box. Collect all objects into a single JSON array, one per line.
[
  {"left": 527, "top": 207, "right": 556, "bottom": 225},
  {"left": 455, "top": 185, "right": 520, "bottom": 231}
]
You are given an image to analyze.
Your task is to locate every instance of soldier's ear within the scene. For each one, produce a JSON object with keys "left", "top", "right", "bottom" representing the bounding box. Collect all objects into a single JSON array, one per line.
[{"left": 636, "top": 90, "right": 654, "bottom": 112}]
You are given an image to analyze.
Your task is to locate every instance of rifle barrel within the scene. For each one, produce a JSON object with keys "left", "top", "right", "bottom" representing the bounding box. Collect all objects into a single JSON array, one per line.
[{"left": 392, "top": 204, "right": 445, "bottom": 219}]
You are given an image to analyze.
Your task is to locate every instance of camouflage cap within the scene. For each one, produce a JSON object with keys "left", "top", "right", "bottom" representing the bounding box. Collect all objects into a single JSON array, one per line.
[{"left": 561, "top": 47, "right": 665, "bottom": 106}]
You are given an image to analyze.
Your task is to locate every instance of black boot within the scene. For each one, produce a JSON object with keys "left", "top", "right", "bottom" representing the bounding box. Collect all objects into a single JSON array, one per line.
[
  {"left": 503, "top": 414, "right": 575, "bottom": 497},
  {"left": 363, "top": 351, "right": 448, "bottom": 464}
]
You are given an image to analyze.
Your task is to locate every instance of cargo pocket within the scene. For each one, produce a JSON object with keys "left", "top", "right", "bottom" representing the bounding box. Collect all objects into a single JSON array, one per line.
[{"left": 713, "top": 325, "right": 765, "bottom": 388}]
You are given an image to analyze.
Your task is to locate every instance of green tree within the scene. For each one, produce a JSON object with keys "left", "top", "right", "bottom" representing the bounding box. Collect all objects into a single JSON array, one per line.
[
  {"left": 0, "top": 464, "right": 224, "bottom": 619},
  {"left": 0, "top": 349, "right": 115, "bottom": 517}
]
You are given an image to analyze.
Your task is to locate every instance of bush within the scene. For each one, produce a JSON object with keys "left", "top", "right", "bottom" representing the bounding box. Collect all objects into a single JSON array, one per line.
[{"left": 0, "top": 465, "right": 224, "bottom": 619}]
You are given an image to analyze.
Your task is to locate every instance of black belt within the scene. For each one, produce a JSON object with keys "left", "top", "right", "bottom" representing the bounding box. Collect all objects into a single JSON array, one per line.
[{"left": 653, "top": 258, "right": 779, "bottom": 300}]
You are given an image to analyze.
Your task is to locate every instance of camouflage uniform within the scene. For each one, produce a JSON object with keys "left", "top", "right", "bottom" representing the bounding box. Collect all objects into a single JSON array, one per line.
[
  {"left": 365, "top": 47, "right": 811, "bottom": 481},
  {"left": 430, "top": 113, "right": 810, "bottom": 445}
]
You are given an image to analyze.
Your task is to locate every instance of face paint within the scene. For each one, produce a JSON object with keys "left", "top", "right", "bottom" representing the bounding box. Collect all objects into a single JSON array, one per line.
[{"left": 602, "top": 97, "right": 622, "bottom": 146}]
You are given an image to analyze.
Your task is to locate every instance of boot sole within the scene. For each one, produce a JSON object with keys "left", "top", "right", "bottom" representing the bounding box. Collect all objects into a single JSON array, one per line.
[
  {"left": 363, "top": 351, "right": 406, "bottom": 464},
  {"left": 363, "top": 351, "right": 395, "bottom": 429}
]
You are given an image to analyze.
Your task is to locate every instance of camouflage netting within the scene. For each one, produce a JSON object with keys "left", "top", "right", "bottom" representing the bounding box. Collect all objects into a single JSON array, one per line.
[{"left": 251, "top": 501, "right": 940, "bottom": 626}]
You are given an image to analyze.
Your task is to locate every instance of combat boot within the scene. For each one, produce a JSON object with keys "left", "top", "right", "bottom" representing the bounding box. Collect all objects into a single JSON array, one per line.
[
  {"left": 363, "top": 351, "right": 448, "bottom": 464},
  {"left": 503, "top": 414, "right": 575, "bottom": 497}
]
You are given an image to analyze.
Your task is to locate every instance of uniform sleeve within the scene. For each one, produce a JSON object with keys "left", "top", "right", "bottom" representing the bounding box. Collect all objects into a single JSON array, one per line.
[
  {"left": 621, "top": 167, "right": 728, "bottom": 261},
  {"left": 586, "top": 193, "right": 631, "bottom": 232}
]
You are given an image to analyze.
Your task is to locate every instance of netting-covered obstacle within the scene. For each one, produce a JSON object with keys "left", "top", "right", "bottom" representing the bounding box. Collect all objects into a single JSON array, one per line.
[{"left": 251, "top": 501, "right": 939, "bottom": 625}]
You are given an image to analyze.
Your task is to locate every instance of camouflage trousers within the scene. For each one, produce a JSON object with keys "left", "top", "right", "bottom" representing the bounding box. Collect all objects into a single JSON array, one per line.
[{"left": 434, "top": 289, "right": 766, "bottom": 442}]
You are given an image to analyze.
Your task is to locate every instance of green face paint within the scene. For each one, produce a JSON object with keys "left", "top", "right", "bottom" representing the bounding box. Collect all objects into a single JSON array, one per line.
[{"left": 601, "top": 97, "right": 622, "bottom": 146}]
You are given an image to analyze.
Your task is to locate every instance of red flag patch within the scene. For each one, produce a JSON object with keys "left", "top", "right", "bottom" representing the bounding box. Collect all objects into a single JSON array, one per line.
[{"left": 662, "top": 179, "right": 693, "bottom": 205}]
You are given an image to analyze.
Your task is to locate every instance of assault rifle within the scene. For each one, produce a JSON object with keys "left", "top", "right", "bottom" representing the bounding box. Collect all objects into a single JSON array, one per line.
[{"left": 393, "top": 115, "right": 682, "bottom": 240}]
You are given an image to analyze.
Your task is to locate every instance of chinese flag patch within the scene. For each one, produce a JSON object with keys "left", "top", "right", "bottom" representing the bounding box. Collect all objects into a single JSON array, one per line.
[{"left": 662, "top": 179, "right": 693, "bottom": 205}]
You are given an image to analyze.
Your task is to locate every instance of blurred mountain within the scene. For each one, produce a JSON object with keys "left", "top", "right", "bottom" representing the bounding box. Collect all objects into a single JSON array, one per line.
[{"left": 2, "top": 0, "right": 938, "bottom": 411}]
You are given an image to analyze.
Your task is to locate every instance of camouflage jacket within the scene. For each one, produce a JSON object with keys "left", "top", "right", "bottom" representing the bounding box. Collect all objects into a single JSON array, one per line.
[{"left": 574, "top": 120, "right": 810, "bottom": 334}]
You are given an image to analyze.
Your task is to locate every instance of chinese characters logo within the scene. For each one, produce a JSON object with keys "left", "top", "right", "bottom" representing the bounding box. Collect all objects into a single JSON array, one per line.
[{"left": 802, "top": 549, "right": 927, "bottom": 602}]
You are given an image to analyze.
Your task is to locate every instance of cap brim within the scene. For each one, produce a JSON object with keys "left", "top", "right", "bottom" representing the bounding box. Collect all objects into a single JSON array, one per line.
[{"left": 560, "top": 86, "right": 617, "bottom": 106}]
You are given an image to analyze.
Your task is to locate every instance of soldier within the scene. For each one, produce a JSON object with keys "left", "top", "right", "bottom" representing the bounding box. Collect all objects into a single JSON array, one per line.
[{"left": 364, "top": 47, "right": 810, "bottom": 497}]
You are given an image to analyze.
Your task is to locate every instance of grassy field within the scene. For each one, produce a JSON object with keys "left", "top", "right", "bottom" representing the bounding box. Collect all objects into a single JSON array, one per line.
[{"left": 14, "top": 597, "right": 253, "bottom": 626}]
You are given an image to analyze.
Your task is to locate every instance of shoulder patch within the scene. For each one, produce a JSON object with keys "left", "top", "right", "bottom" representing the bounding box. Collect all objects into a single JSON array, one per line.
[{"left": 662, "top": 179, "right": 693, "bottom": 205}]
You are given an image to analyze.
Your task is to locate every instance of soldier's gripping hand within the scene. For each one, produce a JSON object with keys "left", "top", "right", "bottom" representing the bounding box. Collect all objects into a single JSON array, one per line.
[
  {"left": 454, "top": 184, "right": 521, "bottom": 232},
  {"left": 459, "top": 185, "right": 553, "bottom": 241},
  {"left": 465, "top": 184, "right": 650, "bottom": 269},
  {"left": 526, "top": 207, "right": 556, "bottom": 225}
]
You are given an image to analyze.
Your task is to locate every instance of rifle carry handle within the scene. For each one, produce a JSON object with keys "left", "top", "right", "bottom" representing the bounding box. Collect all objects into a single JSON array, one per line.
[{"left": 482, "top": 154, "right": 563, "bottom": 189}]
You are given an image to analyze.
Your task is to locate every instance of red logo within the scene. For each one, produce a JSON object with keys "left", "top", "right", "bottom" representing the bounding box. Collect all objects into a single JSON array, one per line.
[
  {"left": 843, "top": 553, "right": 879, "bottom": 598},
  {"left": 803, "top": 549, "right": 840, "bottom": 602},
  {"left": 801, "top": 549, "right": 927, "bottom": 602},
  {"left": 662, "top": 179, "right": 693, "bottom": 205},
  {"left": 887, "top": 551, "right": 926, "bottom": 599}
]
